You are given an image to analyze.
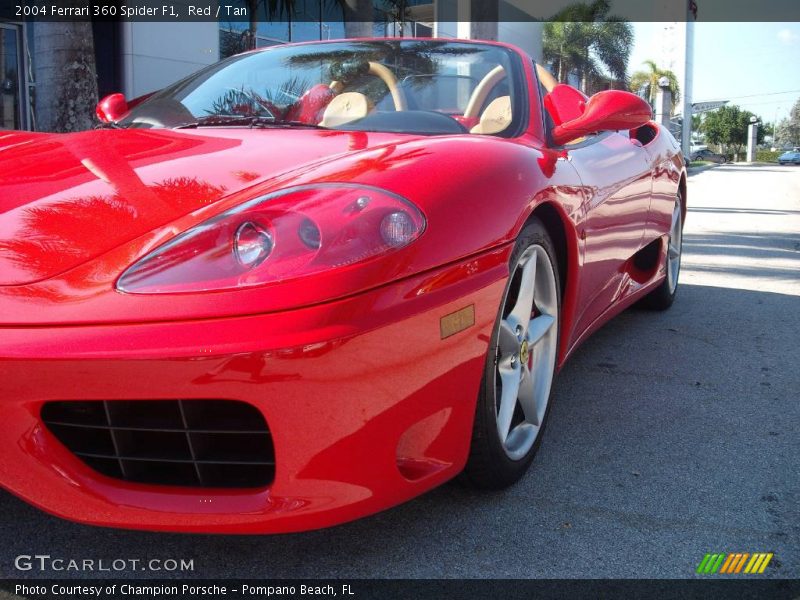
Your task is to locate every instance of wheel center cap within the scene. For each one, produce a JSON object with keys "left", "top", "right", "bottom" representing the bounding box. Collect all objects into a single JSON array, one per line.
[{"left": 520, "top": 340, "right": 529, "bottom": 364}]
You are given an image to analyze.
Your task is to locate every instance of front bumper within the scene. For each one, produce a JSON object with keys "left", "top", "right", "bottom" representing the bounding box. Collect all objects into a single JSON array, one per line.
[{"left": 0, "top": 248, "right": 509, "bottom": 533}]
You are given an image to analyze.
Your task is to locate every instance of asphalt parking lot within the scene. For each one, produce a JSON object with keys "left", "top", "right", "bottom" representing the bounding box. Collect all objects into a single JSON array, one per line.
[{"left": 0, "top": 164, "right": 798, "bottom": 581}]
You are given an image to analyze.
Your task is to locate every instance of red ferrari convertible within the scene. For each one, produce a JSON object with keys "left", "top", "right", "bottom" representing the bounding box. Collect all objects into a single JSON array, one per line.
[{"left": 0, "top": 39, "right": 685, "bottom": 533}]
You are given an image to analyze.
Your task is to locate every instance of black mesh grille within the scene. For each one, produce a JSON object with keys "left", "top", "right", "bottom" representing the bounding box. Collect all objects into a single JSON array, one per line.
[{"left": 41, "top": 400, "right": 275, "bottom": 488}]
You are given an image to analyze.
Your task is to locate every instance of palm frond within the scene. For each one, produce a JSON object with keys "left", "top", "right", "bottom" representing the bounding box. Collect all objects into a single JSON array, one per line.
[{"left": 542, "top": 2, "right": 633, "bottom": 92}]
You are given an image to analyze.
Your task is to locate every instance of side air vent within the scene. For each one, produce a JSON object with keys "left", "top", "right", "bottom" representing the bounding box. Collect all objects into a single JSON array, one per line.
[{"left": 41, "top": 400, "right": 274, "bottom": 488}]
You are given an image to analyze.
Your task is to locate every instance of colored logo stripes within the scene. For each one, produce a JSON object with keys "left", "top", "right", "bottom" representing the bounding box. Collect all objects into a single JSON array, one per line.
[{"left": 697, "top": 553, "right": 773, "bottom": 574}]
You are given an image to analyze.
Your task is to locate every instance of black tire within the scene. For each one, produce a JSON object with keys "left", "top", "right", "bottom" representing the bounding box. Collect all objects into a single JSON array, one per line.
[
  {"left": 641, "top": 190, "right": 683, "bottom": 310},
  {"left": 464, "top": 219, "right": 561, "bottom": 490}
]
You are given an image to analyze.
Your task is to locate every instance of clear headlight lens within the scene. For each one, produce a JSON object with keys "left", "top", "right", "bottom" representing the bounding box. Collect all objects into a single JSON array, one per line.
[{"left": 116, "top": 184, "right": 425, "bottom": 294}]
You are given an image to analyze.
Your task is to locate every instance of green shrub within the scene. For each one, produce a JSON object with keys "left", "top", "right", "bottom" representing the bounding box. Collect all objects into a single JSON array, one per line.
[{"left": 755, "top": 150, "right": 782, "bottom": 162}]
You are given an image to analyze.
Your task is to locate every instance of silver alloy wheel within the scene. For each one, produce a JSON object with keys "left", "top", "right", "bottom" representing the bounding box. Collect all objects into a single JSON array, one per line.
[
  {"left": 494, "top": 244, "right": 559, "bottom": 460},
  {"left": 667, "top": 198, "right": 683, "bottom": 294}
]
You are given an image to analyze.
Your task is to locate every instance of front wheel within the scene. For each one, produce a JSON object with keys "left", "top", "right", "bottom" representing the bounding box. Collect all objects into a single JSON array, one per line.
[{"left": 464, "top": 219, "right": 560, "bottom": 489}]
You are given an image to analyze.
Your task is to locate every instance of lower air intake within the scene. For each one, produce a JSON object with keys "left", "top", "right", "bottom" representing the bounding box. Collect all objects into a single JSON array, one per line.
[{"left": 41, "top": 399, "right": 274, "bottom": 488}]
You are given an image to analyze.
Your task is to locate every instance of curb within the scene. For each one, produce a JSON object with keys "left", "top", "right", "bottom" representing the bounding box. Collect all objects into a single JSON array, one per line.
[{"left": 687, "top": 163, "right": 718, "bottom": 176}]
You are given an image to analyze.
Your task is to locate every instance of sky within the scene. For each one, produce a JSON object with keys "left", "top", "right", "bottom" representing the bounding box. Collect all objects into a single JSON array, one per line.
[{"left": 629, "top": 22, "right": 800, "bottom": 124}]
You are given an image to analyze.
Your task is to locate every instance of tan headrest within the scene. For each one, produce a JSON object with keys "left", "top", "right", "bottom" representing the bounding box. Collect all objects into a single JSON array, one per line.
[
  {"left": 535, "top": 64, "right": 559, "bottom": 92},
  {"left": 319, "top": 92, "right": 370, "bottom": 127},
  {"left": 470, "top": 96, "right": 512, "bottom": 135}
]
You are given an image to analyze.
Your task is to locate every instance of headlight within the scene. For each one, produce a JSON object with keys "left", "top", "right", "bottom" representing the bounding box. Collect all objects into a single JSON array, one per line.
[{"left": 116, "top": 184, "right": 426, "bottom": 294}]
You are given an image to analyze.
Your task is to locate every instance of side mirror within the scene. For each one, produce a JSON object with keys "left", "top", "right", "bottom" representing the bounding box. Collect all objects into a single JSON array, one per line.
[
  {"left": 543, "top": 84, "right": 588, "bottom": 126},
  {"left": 96, "top": 93, "right": 129, "bottom": 123},
  {"left": 551, "top": 89, "right": 652, "bottom": 146}
]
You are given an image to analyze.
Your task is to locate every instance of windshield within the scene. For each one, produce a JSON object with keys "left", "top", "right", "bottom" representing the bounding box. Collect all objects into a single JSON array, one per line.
[{"left": 119, "top": 40, "right": 524, "bottom": 136}]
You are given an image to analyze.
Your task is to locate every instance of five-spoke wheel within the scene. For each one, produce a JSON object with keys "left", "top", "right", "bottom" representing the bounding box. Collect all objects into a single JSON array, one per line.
[
  {"left": 494, "top": 244, "right": 559, "bottom": 460},
  {"left": 465, "top": 219, "right": 560, "bottom": 488}
]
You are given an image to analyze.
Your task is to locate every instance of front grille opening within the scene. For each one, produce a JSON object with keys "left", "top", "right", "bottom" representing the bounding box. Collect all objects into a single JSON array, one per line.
[{"left": 41, "top": 400, "right": 275, "bottom": 489}]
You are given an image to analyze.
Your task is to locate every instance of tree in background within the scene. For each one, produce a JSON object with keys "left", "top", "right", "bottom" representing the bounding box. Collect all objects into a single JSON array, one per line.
[
  {"left": 542, "top": 0, "right": 633, "bottom": 94},
  {"left": 33, "top": 19, "right": 98, "bottom": 133},
  {"left": 774, "top": 98, "right": 800, "bottom": 148},
  {"left": 761, "top": 121, "right": 775, "bottom": 146},
  {"left": 701, "top": 105, "right": 765, "bottom": 160},
  {"left": 629, "top": 60, "right": 680, "bottom": 114}
]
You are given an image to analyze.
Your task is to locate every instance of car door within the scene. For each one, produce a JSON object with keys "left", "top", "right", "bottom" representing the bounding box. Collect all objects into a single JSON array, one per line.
[{"left": 566, "top": 132, "right": 653, "bottom": 336}]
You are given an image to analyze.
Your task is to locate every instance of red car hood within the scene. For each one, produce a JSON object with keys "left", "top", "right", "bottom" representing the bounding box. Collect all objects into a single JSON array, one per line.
[{"left": 0, "top": 127, "right": 416, "bottom": 286}]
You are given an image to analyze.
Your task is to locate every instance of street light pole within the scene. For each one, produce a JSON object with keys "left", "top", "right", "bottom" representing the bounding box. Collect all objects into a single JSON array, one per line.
[
  {"left": 681, "top": 18, "right": 695, "bottom": 157},
  {"left": 747, "top": 116, "right": 759, "bottom": 162}
]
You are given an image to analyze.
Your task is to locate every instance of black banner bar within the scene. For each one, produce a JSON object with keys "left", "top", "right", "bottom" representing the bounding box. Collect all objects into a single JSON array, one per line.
[
  {"left": 2, "top": 579, "right": 800, "bottom": 600},
  {"left": 2, "top": 0, "right": 800, "bottom": 23}
]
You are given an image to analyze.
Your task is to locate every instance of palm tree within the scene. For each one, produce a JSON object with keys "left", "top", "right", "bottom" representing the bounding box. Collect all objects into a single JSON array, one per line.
[
  {"left": 33, "top": 18, "right": 99, "bottom": 132},
  {"left": 629, "top": 60, "right": 681, "bottom": 114},
  {"left": 542, "top": 0, "right": 633, "bottom": 93}
]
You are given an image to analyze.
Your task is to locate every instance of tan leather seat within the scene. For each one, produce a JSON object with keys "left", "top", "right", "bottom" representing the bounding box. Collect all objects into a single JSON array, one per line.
[
  {"left": 319, "top": 92, "right": 370, "bottom": 128},
  {"left": 470, "top": 96, "right": 512, "bottom": 135}
]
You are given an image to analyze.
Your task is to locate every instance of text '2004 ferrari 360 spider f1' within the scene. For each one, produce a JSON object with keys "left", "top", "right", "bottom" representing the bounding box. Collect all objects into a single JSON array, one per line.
[{"left": 0, "top": 39, "right": 686, "bottom": 533}]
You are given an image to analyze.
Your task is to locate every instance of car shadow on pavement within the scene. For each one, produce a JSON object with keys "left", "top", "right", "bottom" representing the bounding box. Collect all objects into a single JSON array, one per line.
[
  {"left": 680, "top": 227, "right": 800, "bottom": 296},
  {"left": 1, "top": 282, "right": 798, "bottom": 579},
  {"left": 682, "top": 231, "right": 800, "bottom": 274}
]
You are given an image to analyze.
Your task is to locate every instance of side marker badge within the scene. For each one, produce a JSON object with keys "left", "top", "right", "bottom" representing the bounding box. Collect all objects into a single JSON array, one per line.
[{"left": 440, "top": 305, "right": 475, "bottom": 339}]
